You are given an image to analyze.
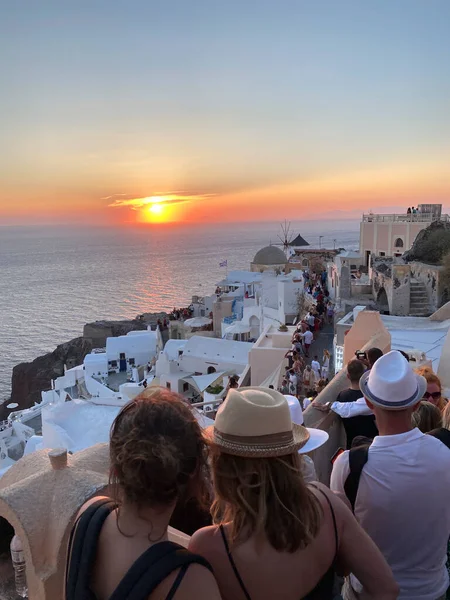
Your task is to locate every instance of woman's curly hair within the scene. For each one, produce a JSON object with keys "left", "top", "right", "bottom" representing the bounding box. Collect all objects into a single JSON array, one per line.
[{"left": 109, "top": 387, "right": 209, "bottom": 510}]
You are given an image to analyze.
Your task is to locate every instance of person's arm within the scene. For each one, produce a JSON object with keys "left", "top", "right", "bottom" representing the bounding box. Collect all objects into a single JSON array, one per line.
[
  {"left": 331, "top": 398, "right": 372, "bottom": 418},
  {"left": 328, "top": 492, "right": 399, "bottom": 599}
]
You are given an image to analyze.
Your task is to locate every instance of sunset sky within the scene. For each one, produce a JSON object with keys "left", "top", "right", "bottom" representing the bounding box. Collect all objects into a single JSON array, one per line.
[{"left": 1, "top": 1, "right": 450, "bottom": 225}]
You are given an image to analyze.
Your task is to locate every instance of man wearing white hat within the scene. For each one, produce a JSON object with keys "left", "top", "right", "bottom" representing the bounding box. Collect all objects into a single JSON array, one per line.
[{"left": 331, "top": 351, "right": 450, "bottom": 600}]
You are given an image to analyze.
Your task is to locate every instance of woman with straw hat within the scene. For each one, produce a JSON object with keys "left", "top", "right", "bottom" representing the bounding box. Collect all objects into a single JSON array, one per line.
[{"left": 189, "top": 387, "right": 398, "bottom": 600}]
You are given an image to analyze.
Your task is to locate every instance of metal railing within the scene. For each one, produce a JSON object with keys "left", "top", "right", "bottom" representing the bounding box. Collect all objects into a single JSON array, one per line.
[{"left": 362, "top": 212, "right": 449, "bottom": 223}]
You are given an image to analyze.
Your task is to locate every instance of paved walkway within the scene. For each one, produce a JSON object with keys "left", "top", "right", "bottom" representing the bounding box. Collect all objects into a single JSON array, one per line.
[{"left": 303, "top": 322, "right": 335, "bottom": 378}]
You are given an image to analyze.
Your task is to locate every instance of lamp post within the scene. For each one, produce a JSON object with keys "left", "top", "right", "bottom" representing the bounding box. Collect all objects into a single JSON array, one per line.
[{"left": 319, "top": 236, "right": 324, "bottom": 249}]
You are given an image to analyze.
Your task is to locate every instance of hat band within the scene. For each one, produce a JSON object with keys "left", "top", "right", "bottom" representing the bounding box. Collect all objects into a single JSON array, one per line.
[
  {"left": 364, "top": 381, "right": 420, "bottom": 407},
  {"left": 214, "top": 428, "right": 296, "bottom": 452}
]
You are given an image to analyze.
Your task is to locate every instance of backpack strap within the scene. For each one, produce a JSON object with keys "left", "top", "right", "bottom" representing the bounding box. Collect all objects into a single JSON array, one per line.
[
  {"left": 109, "top": 541, "right": 213, "bottom": 600},
  {"left": 343, "top": 445, "right": 370, "bottom": 512},
  {"left": 66, "top": 498, "right": 117, "bottom": 600},
  {"left": 428, "top": 427, "right": 450, "bottom": 450}
]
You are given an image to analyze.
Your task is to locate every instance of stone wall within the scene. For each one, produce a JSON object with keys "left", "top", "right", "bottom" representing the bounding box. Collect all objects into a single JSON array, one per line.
[
  {"left": 390, "top": 264, "right": 411, "bottom": 316},
  {"left": 409, "top": 261, "right": 444, "bottom": 312},
  {"left": 371, "top": 256, "right": 394, "bottom": 313}
]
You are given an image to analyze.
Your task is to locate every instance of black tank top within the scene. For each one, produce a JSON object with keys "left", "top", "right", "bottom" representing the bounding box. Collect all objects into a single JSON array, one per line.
[
  {"left": 65, "top": 498, "right": 213, "bottom": 600},
  {"left": 218, "top": 487, "right": 338, "bottom": 600}
]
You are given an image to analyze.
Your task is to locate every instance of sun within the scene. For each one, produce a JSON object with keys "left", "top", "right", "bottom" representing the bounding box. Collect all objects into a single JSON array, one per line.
[{"left": 149, "top": 203, "right": 164, "bottom": 215}]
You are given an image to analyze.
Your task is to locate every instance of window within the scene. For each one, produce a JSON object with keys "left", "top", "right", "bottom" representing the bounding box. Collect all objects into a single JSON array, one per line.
[
  {"left": 166, "top": 382, "right": 171, "bottom": 390},
  {"left": 207, "top": 366, "right": 216, "bottom": 374},
  {"left": 119, "top": 353, "right": 125, "bottom": 360},
  {"left": 128, "top": 358, "right": 135, "bottom": 366},
  {"left": 110, "top": 360, "right": 117, "bottom": 368},
  {"left": 379, "top": 252, "right": 386, "bottom": 257},
  {"left": 394, "top": 238, "right": 404, "bottom": 248},
  {"left": 302, "top": 259, "right": 308, "bottom": 267},
  {"left": 183, "top": 382, "right": 189, "bottom": 392}
]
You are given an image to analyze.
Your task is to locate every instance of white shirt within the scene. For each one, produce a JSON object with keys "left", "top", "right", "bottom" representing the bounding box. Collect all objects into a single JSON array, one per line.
[
  {"left": 289, "top": 373, "right": 297, "bottom": 385},
  {"left": 331, "top": 397, "right": 373, "bottom": 418},
  {"left": 311, "top": 360, "right": 320, "bottom": 374},
  {"left": 331, "top": 428, "right": 450, "bottom": 599},
  {"left": 302, "top": 330, "right": 313, "bottom": 345}
]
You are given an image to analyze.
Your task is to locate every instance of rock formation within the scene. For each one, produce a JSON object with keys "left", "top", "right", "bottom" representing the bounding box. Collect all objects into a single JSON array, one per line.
[{"left": 403, "top": 220, "right": 450, "bottom": 265}]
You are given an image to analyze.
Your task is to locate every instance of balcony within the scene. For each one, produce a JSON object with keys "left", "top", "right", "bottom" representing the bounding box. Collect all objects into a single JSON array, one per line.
[{"left": 362, "top": 212, "right": 449, "bottom": 223}]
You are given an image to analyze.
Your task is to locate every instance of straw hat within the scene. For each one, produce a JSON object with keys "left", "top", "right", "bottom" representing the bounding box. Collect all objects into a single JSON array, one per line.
[
  {"left": 206, "top": 387, "right": 310, "bottom": 457},
  {"left": 360, "top": 350, "right": 427, "bottom": 411}
]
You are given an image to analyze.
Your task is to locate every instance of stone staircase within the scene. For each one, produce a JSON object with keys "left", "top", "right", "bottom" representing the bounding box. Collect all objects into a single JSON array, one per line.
[{"left": 409, "top": 279, "right": 430, "bottom": 316}]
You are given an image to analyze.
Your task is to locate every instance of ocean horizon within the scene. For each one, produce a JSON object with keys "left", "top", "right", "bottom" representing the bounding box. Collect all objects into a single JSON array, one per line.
[{"left": 0, "top": 219, "right": 360, "bottom": 400}]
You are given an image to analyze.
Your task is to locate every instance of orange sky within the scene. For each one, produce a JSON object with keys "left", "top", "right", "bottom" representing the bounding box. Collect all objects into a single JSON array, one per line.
[
  {"left": 1, "top": 2, "right": 450, "bottom": 226},
  {"left": 1, "top": 158, "right": 449, "bottom": 225}
]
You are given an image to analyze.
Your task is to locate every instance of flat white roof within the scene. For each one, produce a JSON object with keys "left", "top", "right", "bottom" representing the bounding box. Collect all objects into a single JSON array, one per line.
[
  {"left": 216, "top": 270, "right": 263, "bottom": 286},
  {"left": 182, "top": 335, "right": 253, "bottom": 365}
]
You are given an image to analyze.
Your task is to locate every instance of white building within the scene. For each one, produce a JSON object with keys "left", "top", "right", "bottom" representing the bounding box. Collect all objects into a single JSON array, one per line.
[{"left": 334, "top": 306, "right": 450, "bottom": 374}]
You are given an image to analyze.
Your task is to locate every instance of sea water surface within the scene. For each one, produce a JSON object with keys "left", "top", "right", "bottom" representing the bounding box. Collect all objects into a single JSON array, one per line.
[{"left": 0, "top": 220, "right": 359, "bottom": 400}]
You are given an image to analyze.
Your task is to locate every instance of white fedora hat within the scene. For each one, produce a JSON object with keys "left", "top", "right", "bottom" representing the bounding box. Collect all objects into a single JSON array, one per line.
[
  {"left": 359, "top": 350, "right": 427, "bottom": 411},
  {"left": 206, "top": 387, "right": 310, "bottom": 457},
  {"left": 284, "top": 394, "right": 329, "bottom": 454}
]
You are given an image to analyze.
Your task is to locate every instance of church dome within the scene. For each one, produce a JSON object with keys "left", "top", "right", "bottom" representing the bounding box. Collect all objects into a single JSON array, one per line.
[{"left": 252, "top": 245, "right": 287, "bottom": 265}]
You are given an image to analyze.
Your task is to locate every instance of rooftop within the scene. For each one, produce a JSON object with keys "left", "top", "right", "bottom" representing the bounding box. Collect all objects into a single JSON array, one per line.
[{"left": 252, "top": 245, "right": 288, "bottom": 265}]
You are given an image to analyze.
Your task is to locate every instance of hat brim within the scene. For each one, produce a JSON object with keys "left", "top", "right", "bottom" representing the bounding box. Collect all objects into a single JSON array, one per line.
[
  {"left": 297, "top": 428, "right": 329, "bottom": 454},
  {"left": 359, "top": 371, "right": 427, "bottom": 410},
  {"left": 204, "top": 422, "right": 310, "bottom": 458}
]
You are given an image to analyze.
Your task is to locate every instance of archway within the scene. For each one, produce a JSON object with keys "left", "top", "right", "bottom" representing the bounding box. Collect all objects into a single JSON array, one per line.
[
  {"left": 207, "top": 366, "right": 216, "bottom": 374},
  {"left": 377, "top": 288, "right": 390, "bottom": 314},
  {"left": 394, "top": 237, "right": 404, "bottom": 248}
]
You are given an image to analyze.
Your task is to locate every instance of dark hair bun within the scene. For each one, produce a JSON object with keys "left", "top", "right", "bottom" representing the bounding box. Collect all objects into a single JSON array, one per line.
[{"left": 110, "top": 388, "right": 207, "bottom": 507}]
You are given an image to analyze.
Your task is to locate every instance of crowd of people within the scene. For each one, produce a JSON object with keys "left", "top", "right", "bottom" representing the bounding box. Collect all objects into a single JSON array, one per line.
[
  {"left": 65, "top": 345, "right": 450, "bottom": 599},
  {"left": 280, "top": 271, "right": 334, "bottom": 406}
]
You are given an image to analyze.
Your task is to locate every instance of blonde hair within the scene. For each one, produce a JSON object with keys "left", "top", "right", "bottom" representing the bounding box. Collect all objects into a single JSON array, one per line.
[
  {"left": 442, "top": 402, "right": 450, "bottom": 430},
  {"left": 323, "top": 350, "right": 330, "bottom": 359},
  {"left": 210, "top": 450, "right": 321, "bottom": 553},
  {"left": 411, "top": 401, "right": 442, "bottom": 433},
  {"left": 415, "top": 367, "right": 447, "bottom": 412}
]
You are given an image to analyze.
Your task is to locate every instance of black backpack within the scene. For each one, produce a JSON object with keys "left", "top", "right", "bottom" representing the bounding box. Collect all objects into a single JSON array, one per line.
[
  {"left": 66, "top": 499, "right": 213, "bottom": 600},
  {"left": 344, "top": 429, "right": 450, "bottom": 512}
]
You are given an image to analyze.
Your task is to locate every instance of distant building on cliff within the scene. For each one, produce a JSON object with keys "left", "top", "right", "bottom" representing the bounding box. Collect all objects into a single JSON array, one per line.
[{"left": 360, "top": 204, "right": 449, "bottom": 267}]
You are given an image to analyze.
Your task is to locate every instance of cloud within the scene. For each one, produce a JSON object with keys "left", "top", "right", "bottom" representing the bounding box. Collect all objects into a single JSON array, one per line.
[{"left": 105, "top": 192, "right": 215, "bottom": 210}]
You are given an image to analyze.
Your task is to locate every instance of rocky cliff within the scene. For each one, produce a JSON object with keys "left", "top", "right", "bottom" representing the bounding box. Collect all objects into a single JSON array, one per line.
[{"left": 403, "top": 220, "right": 450, "bottom": 264}]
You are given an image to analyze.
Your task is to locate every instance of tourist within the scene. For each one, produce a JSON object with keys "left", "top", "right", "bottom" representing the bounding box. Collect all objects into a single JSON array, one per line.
[
  {"left": 411, "top": 400, "right": 442, "bottom": 433},
  {"left": 415, "top": 366, "right": 448, "bottom": 412},
  {"left": 331, "top": 351, "right": 450, "bottom": 599},
  {"left": 407, "top": 207, "right": 411, "bottom": 214},
  {"left": 293, "top": 352, "right": 305, "bottom": 375},
  {"left": 315, "top": 359, "right": 378, "bottom": 449},
  {"left": 190, "top": 387, "right": 398, "bottom": 600},
  {"left": 303, "top": 390, "right": 317, "bottom": 410},
  {"left": 279, "top": 377, "right": 290, "bottom": 395},
  {"left": 303, "top": 364, "right": 314, "bottom": 393},
  {"left": 66, "top": 389, "right": 221, "bottom": 600},
  {"left": 311, "top": 355, "right": 321, "bottom": 379},
  {"left": 301, "top": 328, "right": 314, "bottom": 357},
  {"left": 307, "top": 312, "right": 316, "bottom": 329},
  {"left": 315, "top": 378, "right": 328, "bottom": 394},
  {"left": 322, "top": 349, "right": 331, "bottom": 378},
  {"left": 325, "top": 302, "right": 333, "bottom": 325},
  {"left": 289, "top": 369, "right": 298, "bottom": 397}
]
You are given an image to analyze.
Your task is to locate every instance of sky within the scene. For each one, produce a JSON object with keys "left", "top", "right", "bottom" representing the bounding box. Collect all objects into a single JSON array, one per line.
[{"left": 1, "top": 0, "right": 450, "bottom": 225}]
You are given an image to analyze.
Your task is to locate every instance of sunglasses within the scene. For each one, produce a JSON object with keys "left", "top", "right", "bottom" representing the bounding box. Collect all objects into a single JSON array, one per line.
[{"left": 422, "top": 391, "right": 441, "bottom": 400}]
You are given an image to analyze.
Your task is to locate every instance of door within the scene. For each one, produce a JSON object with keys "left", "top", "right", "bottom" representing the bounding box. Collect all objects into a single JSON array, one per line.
[{"left": 119, "top": 352, "right": 126, "bottom": 372}]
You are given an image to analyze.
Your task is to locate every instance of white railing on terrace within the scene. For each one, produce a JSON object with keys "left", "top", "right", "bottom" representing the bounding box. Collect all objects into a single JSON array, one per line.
[{"left": 362, "top": 212, "right": 449, "bottom": 223}]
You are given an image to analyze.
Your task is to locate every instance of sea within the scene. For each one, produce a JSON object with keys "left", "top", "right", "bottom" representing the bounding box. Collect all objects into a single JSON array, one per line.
[{"left": 0, "top": 220, "right": 359, "bottom": 401}]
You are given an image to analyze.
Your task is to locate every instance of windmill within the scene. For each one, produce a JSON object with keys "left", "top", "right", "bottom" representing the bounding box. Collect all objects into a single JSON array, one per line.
[{"left": 277, "top": 220, "right": 294, "bottom": 258}]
